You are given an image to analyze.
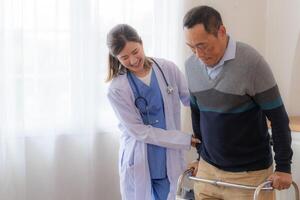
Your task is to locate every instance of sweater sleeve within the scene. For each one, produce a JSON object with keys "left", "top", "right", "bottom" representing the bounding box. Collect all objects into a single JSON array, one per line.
[
  {"left": 251, "top": 56, "right": 293, "bottom": 173},
  {"left": 190, "top": 94, "right": 202, "bottom": 160}
]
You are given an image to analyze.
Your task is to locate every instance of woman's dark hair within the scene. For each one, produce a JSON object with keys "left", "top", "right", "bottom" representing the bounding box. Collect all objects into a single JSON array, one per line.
[
  {"left": 106, "top": 24, "right": 151, "bottom": 82},
  {"left": 183, "top": 5, "right": 223, "bottom": 36}
]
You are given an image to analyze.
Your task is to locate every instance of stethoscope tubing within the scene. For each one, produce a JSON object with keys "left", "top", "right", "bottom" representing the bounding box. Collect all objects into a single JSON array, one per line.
[
  {"left": 127, "top": 57, "right": 173, "bottom": 101},
  {"left": 127, "top": 57, "right": 173, "bottom": 124},
  {"left": 150, "top": 58, "right": 170, "bottom": 89}
]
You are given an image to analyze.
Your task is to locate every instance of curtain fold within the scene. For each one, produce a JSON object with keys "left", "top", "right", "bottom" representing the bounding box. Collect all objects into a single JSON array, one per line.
[{"left": 0, "top": 0, "right": 185, "bottom": 199}]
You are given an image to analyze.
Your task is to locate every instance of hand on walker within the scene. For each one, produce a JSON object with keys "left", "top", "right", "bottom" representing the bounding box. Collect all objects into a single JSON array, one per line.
[
  {"left": 191, "top": 135, "right": 200, "bottom": 147},
  {"left": 267, "top": 171, "right": 292, "bottom": 190},
  {"left": 188, "top": 160, "right": 199, "bottom": 177}
]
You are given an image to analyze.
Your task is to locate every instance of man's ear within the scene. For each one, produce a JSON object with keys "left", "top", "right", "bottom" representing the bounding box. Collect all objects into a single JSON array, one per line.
[{"left": 218, "top": 25, "right": 226, "bottom": 38}]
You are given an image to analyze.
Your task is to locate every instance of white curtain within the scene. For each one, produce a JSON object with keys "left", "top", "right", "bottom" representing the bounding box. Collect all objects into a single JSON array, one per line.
[{"left": 0, "top": 0, "right": 185, "bottom": 199}]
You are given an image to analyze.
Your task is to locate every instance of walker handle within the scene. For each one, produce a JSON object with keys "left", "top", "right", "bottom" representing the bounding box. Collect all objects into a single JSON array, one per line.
[
  {"left": 253, "top": 180, "right": 299, "bottom": 200},
  {"left": 176, "top": 168, "right": 193, "bottom": 196},
  {"left": 176, "top": 169, "right": 300, "bottom": 200}
]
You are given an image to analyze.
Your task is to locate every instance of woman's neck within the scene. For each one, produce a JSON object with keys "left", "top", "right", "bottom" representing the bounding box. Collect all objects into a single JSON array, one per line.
[{"left": 133, "top": 67, "right": 151, "bottom": 78}]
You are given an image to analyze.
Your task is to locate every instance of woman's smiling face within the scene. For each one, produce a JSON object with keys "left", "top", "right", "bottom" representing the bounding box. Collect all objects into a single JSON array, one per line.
[{"left": 116, "top": 41, "right": 146, "bottom": 76}]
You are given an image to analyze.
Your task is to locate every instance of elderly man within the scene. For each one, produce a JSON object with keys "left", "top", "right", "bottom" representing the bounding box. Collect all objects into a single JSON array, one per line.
[{"left": 183, "top": 5, "right": 293, "bottom": 200}]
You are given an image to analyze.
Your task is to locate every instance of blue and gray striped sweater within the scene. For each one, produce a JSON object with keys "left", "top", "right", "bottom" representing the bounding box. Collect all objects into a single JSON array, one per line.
[{"left": 185, "top": 42, "right": 293, "bottom": 173}]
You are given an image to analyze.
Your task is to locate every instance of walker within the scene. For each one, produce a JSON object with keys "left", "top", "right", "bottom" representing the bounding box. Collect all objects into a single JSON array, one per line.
[{"left": 176, "top": 168, "right": 300, "bottom": 200}]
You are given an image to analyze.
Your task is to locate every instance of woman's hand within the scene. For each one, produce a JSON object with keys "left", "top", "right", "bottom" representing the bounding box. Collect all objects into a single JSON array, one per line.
[{"left": 191, "top": 135, "right": 200, "bottom": 147}]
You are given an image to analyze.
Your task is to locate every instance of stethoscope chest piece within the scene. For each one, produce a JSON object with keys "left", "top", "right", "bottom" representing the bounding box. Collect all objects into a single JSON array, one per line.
[{"left": 166, "top": 85, "right": 174, "bottom": 94}]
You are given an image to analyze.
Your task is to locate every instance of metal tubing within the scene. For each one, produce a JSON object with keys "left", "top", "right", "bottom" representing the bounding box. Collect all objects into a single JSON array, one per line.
[
  {"left": 254, "top": 180, "right": 299, "bottom": 200},
  {"left": 176, "top": 169, "right": 300, "bottom": 200},
  {"left": 189, "top": 176, "right": 272, "bottom": 190},
  {"left": 176, "top": 168, "right": 193, "bottom": 196}
]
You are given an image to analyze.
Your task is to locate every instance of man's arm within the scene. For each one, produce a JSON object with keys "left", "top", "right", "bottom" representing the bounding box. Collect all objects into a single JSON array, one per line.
[
  {"left": 251, "top": 56, "right": 293, "bottom": 190},
  {"left": 264, "top": 104, "right": 293, "bottom": 190},
  {"left": 263, "top": 105, "right": 292, "bottom": 173},
  {"left": 190, "top": 94, "right": 202, "bottom": 160}
]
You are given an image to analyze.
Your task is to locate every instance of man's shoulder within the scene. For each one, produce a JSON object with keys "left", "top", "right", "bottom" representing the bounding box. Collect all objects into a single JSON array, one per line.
[{"left": 236, "top": 41, "right": 262, "bottom": 59}]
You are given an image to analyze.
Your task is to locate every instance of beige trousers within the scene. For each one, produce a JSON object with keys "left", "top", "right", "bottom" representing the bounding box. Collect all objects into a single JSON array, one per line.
[{"left": 194, "top": 159, "right": 275, "bottom": 200}]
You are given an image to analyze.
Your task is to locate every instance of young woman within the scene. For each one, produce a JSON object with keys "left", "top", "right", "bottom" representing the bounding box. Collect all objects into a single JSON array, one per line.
[{"left": 106, "top": 24, "right": 198, "bottom": 200}]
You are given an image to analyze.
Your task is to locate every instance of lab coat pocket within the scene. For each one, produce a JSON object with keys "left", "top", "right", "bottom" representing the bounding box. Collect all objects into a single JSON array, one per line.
[
  {"left": 120, "top": 153, "right": 135, "bottom": 198},
  {"left": 121, "top": 142, "right": 136, "bottom": 169},
  {"left": 123, "top": 148, "right": 135, "bottom": 193},
  {"left": 128, "top": 148, "right": 135, "bottom": 167},
  {"left": 123, "top": 162, "right": 135, "bottom": 196},
  {"left": 120, "top": 150, "right": 125, "bottom": 170}
]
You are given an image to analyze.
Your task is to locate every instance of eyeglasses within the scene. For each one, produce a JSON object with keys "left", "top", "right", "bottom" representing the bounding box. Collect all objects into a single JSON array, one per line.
[{"left": 190, "top": 43, "right": 211, "bottom": 54}]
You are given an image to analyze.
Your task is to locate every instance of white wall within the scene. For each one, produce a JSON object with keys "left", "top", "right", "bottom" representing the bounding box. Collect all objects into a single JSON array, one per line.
[{"left": 265, "top": 0, "right": 300, "bottom": 115}]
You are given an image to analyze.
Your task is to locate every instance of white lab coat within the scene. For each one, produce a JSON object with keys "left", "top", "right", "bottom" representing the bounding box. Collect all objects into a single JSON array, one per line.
[{"left": 107, "top": 58, "right": 191, "bottom": 200}]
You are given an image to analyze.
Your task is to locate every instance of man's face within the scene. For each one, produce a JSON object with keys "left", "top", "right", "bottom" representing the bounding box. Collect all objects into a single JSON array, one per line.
[{"left": 184, "top": 24, "right": 227, "bottom": 67}]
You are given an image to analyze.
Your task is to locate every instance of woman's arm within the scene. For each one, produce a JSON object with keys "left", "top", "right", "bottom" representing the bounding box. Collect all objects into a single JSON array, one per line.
[{"left": 107, "top": 87, "right": 192, "bottom": 150}]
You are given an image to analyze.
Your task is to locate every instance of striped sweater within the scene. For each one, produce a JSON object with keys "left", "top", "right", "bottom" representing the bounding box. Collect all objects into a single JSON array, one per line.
[{"left": 185, "top": 42, "right": 293, "bottom": 173}]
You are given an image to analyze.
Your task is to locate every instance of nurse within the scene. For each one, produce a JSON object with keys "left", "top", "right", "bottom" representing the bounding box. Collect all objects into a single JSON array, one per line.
[{"left": 106, "top": 24, "right": 199, "bottom": 200}]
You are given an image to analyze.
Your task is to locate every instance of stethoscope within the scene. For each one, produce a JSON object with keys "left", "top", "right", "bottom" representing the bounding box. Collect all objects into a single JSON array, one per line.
[{"left": 127, "top": 58, "right": 174, "bottom": 125}]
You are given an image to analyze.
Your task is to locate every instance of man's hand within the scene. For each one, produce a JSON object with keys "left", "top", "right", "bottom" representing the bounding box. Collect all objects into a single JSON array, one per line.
[
  {"left": 267, "top": 171, "right": 292, "bottom": 190},
  {"left": 188, "top": 160, "right": 199, "bottom": 176},
  {"left": 191, "top": 135, "right": 200, "bottom": 147}
]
